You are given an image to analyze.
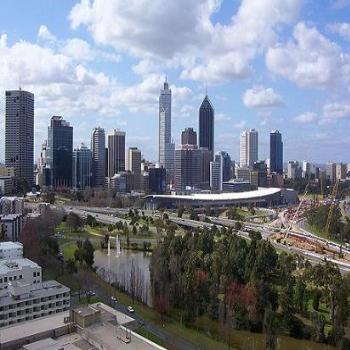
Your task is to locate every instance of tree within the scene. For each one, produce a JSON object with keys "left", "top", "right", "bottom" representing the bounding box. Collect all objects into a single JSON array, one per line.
[
  {"left": 86, "top": 214, "right": 97, "bottom": 227},
  {"left": 177, "top": 206, "right": 184, "bottom": 218},
  {"left": 312, "top": 289, "right": 322, "bottom": 311},
  {"left": 66, "top": 212, "right": 82, "bottom": 232},
  {"left": 66, "top": 258, "right": 77, "bottom": 274},
  {"left": 82, "top": 239, "right": 95, "bottom": 267},
  {"left": 154, "top": 295, "right": 169, "bottom": 321},
  {"left": 42, "top": 191, "right": 55, "bottom": 204},
  {"left": 311, "top": 312, "right": 326, "bottom": 343}
]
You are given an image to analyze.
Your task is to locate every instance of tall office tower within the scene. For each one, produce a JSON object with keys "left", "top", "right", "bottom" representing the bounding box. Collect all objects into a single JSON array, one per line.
[
  {"left": 5, "top": 90, "right": 34, "bottom": 188},
  {"left": 174, "top": 144, "right": 202, "bottom": 192},
  {"left": 326, "top": 162, "right": 336, "bottom": 183},
  {"left": 91, "top": 127, "right": 105, "bottom": 187},
  {"left": 270, "top": 130, "right": 283, "bottom": 174},
  {"left": 252, "top": 160, "right": 268, "bottom": 187},
  {"left": 210, "top": 153, "right": 223, "bottom": 192},
  {"left": 127, "top": 147, "right": 142, "bottom": 190},
  {"left": 199, "top": 148, "right": 212, "bottom": 189},
  {"left": 36, "top": 140, "right": 51, "bottom": 188},
  {"left": 287, "top": 161, "right": 302, "bottom": 179},
  {"left": 218, "top": 151, "right": 232, "bottom": 181},
  {"left": 199, "top": 95, "right": 214, "bottom": 156},
  {"left": 240, "top": 129, "right": 258, "bottom": 168},
  {"left": 149, "top": 166, "right": 167, "bottom": 194},
  {"left": 72, "top": 143, "right": 92, "bottom": 189},
  {"left": 158, "top": 79, "right": 175, "bottom": 183},
  {"left": 47, "top": 116, "right": 73, "bottom": 187},
  {"left": 181, "top": 128, "right": 197, "bottom": 146},
  {"left": 105, "top": 148, "right": 108, "bottom": 177},
  {"left": 302, "top": 161, "right": 311, "bottom": 179},
  {"left": 108, "top": 129, "right": 125, "bottom": 177},
  {"left": 336, "top": 163, "right": 347, "bottom": 181}
]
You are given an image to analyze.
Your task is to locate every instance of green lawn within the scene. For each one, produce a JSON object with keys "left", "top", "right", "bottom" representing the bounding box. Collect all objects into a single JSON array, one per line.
[{"left": 305, "top": 223, "right": 342, "bottom": 245}]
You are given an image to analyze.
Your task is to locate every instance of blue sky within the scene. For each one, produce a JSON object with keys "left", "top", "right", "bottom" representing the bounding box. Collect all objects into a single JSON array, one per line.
[{"left": 0, "top": 0, "right": 350, "bottom": 164}]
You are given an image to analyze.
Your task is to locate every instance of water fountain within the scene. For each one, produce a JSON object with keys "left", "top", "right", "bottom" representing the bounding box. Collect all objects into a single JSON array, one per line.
[
  {"left": 115, "top": 234, "right": 121, "bottom": 257},
  {"left": 107, "top": 236, "right": 111, "bottom": 256}
]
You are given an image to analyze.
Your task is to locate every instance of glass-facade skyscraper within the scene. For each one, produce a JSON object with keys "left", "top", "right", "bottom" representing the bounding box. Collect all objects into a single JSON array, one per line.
[
  {"left": 47, "top": 116, "right": 73, "bottom": 187},
  {"left": 270, "top": 130, "right": 283, "bottom": 174},
  {"left": 5, "top": 90, "right": 34, "bottom": 188},
  {"left": 199, "top": 95, "right": 214, "bottom": 155},
  {"left": 91, "top": 127, "right": 105, "bottom": 187},
  {"left": 73, "top": 143, "right": 92, "bottom": 189}
]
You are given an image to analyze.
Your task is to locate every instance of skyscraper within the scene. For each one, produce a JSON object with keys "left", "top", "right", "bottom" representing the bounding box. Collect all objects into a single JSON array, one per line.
[
  {"left": 181, "top": 128, "right": 197, "bottom": 146},
  {"left": 270, "top": 130, "right": 283, "bottom": 174},
  {"left": 91, "top": 127, "right": 105, "bottom": 187},
  {"left": 175, "top": 145, "right": 202, "bottom": 192},
  {"left": 218, "top": 151, "right": 232, "bottom": 182},
  {"left": 199, "top": 95, "right": 214, "bottom": 155},
  {"left": 5, "top": 90, "right": 34, "bottom": 188},
  {"left": 73, "top": 143, "right": 92, "bottom": 189},
  {"left": 108, "top": 129, "right": 125, "bottom": 177},
  {"left": 158, "top": 79, "right": 175, "bottom": 183},
  {"left": 47, "top": 116, "right": 73, "bottom": 187},
  {"left": 210, "top": 153, "right": 223, "bottom": 192},
  {"left": 240, "top": 129, "right": 258, "bottom": 168},
  {"left": 127, "top": 147, "right": 142, "bottom": 190}
]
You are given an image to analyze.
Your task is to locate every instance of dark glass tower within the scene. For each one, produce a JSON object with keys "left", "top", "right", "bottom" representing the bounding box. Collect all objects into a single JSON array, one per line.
[
  {"left": 199, "top": 95, "right": 214, "bottom": 155},
  {"left": 181, "top": 128, "right": 197, "bottom": 146},
  {"left": 5, "top": 90, "right": 34, "bottom": 188},
  {"left": 270, "top": 130, "right": 283, "bottom": 174},
  {"left": 47, "top": 116, "right": 73, "bottom": 187}
]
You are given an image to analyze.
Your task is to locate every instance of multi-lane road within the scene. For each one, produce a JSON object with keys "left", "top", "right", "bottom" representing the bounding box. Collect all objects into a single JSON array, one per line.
[{"left": 64, "top": 205, "right": 350, "bottom": 273}]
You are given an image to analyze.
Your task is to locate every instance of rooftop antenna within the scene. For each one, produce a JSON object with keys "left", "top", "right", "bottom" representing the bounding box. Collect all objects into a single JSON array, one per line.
[{"left": 205, "top": 82, "right": 208, "bottom": 97}]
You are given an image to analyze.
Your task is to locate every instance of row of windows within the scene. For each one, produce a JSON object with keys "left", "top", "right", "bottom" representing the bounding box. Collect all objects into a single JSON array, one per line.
[
  {"left": 0, "top": 274, "right": 23, "bottom": 283},
  {"left": 0, "top": 307, "right": 69, "bottom": 328},
  {"left": 0, "top": 293, "right": 69, "bottom": 311}
]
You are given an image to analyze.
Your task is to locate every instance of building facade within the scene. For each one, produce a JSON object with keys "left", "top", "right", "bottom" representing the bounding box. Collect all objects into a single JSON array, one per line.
[
  {"left": 91, "top": 127, "right": 106, "bottom": 187},
  {"left": 199, "top": 95, "right": 214, "bottom": 155},
  {"left": 240, "top": 129, "right": 258, "bottom": 168},
  {"left": 127, "top": 147, "right": 142, "bottom": 191},
  {"left": 72, "top": 144, "right": 92, "bottom": 189},
  {"left": 108, "top": 130, "right": 125, "bottom": 177},
  {"left": 181, "top": 128, "right": 197, "bottom": 146},
  {"left": 210, "top": 153, "right": 223, "bottom": 192},
  {"left": 270, "top": 130, "right": 283, "bottom": 174},
  {"left": 5, "top": 90, "right": 34, "bottom": 188},
  {"left": 158, "top": 80, "right": 175, "bottom": 183},
  {"left": 47, "top": 116, "right": 73, "bottom": 188},
  {"left": 148, "top": 167, "right": 166, "bottom": 194}
]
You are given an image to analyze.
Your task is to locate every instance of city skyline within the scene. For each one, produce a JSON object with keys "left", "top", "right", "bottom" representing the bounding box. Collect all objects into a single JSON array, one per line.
[{"left": 0, "top": 0, "right": 350, "bottom": 163}]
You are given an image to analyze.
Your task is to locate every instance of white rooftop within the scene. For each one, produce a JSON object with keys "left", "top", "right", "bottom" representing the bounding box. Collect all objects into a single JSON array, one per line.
[
  {"left": 0, "top": 241, "right": 23, "bottom": 250},
  {"left": 149, "top": 187, "right": 281, "bottom": 201},
  {"left": 0, "top": 258, "right": 39, "bottom": 275}
]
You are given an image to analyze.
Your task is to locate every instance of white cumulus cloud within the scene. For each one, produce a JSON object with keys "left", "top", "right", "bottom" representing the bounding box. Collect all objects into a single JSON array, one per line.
[
  {"left": 38, "top": 25, "right": 56, "bottom": 42},
  {"left": 266, "top": 22, "right": 350, "bottom": 88},
  {"left": 294, "top": 112, "right": 317, "bottom": 124},
  {"left": 242, "top": 85, "right": 284, "bottom": 109}
]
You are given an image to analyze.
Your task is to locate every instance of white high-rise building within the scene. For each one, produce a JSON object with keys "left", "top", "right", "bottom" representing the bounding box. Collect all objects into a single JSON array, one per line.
[
  {"left": 210, "top": 153, "right": 223, "bottom": 192},
  {"left": 158, "top": 79, "right": 175, "bottom": 184},
  {"left": 91, "top": 127, "right": 105, "bottom": 187},
  {"left": 240, "top": 129, "right": 258, "bottom": 168},
  {"left": 127, "top": 147, "right": 142, "bottom": 191}
]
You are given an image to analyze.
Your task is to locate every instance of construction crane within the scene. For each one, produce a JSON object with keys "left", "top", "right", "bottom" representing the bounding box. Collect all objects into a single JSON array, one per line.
[
  {"left": 325, "top": 179, "right": 340, "bottom": 238},
  {"left": 284, "top": 184, "right": 309, "bottom": 240}
]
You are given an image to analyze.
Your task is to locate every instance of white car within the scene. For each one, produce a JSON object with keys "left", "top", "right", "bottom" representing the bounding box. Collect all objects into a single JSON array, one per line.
[
  {"left": 127, "top": 306, "right": 135, "bottom": 313},
  {"left": 111, "top": 296, "right": 117, "bottom": 302}
]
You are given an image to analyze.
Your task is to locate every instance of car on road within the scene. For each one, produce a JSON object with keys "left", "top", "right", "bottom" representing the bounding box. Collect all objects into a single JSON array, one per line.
[
  {"left": 127, "top": 306, "right": 135, "bottom": 313},
  {"left": 87, "top": 290, "right": 96, "bottom": 297},
  {"left": 111, "top": 296, "right": 117, "bottom": 302}
]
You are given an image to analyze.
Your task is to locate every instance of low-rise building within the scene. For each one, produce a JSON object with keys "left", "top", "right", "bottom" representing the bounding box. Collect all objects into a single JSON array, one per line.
[
  {"left": 0, "top": 176, "right": 14, "bottom": 196},
  {"left": 0, "top": 197, "right": 24, "bottom": 215},
  {"left": 0, "top": 214, "right": 24, "bottom": 241},
  {"left": 0, "top": 280, "right": 70, "bottom": 328},
  {"left": 0, "top": 242, "right": 23, "bottom": 260},
  {"left": 0, "top": 258, "right": 41, "bottom": 290}
]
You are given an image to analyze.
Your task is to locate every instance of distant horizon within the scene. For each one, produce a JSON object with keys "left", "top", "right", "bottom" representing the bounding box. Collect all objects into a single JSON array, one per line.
[{"left": 0, "top": 0, "right": 350, "bottom": 163}]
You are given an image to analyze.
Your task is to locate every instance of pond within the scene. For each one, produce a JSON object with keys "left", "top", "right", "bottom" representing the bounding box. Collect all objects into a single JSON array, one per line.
[{"left": 94, "top": 249, "right": 152, "bottom": 306}]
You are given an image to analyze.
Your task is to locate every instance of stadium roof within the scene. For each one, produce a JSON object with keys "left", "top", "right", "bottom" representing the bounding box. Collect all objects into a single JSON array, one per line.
[{"left": 146, "top": 187, "right": 281, "bottom": 202}]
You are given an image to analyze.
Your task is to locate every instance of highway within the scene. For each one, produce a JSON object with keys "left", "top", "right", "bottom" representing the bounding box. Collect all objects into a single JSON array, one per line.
[{"left": 64, "top": 205, "right": 350, "bottom": 274}]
